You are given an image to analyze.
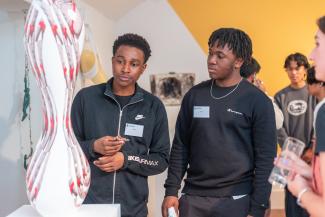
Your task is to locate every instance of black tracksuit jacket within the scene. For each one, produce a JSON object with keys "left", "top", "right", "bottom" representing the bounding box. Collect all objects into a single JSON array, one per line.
[{"left": 71, "top": 78, "right": 170, "bottom": 217}]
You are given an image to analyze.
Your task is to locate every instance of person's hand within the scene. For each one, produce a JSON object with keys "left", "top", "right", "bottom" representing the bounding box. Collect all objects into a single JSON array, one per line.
[
  {"left": 302, "top": 147, "right": 313, "bottom": 164},
  {"left": 162, "top": 196, "right": 179, "bottom": 217},
  {"left": 302, "top": 137, "right": 316, "bottom": 164},
  {"left": 287, "top": 174, "right": 311, "bottom": 198},
  {"left": 93, "top": 136, "right": 126, "bottom": 155},
  {"left": 274, "top": 151, "right": 312, "bottom": 180},
  {"left": 93, "top": 152, "right": 125, "bottom": 172}
]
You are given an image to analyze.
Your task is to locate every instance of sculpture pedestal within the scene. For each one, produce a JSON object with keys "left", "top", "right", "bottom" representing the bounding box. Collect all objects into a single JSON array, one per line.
[{"left": 7, "top": 204, "right": 121, "bottom": 217}]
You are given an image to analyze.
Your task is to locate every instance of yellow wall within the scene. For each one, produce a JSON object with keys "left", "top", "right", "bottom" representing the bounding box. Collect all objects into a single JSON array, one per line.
[{"left": 168, "top": 0, "right": 325, "bottom": 96}]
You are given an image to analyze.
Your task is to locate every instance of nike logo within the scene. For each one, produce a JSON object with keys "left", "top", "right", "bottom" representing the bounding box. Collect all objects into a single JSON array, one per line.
[{"left": 135, "top": 114, "right": 145, "bottom": 121}]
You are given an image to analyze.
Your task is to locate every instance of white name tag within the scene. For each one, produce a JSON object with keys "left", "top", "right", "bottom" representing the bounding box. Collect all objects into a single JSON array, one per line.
[
  {"left": 193, "top": 106, "right": 210, "bottom": 118},
  {"left": 124, "top": 123, "right": 144, "bottom": 137}
]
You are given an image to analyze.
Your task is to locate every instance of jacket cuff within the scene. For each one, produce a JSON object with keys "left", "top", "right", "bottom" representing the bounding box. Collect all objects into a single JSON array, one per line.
[
  {"left": 89, "top": 139, "right": 99, "bottom": 159},
  {"left": 165, "top": 187, "right": 178, "bottom": 197},
  {"left": 120, "top": 150, "right": 129, "bottom": 170}
]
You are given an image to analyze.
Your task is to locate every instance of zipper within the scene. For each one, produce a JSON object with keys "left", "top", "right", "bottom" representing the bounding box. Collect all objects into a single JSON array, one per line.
[
  {"left": 105, "top": 93, "right": 143, "bottom": 204},
  {"left": 112, "top": 110, "right": 122, "bottom": 204}
]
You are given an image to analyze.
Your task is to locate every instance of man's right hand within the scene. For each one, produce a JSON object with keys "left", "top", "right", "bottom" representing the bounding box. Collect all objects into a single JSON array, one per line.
[
  {"left": 162, "top": 196, "right": 179, "bottom": 217},
  {"left": 93, "top": 136, "right": 125, "bottom": 156}
]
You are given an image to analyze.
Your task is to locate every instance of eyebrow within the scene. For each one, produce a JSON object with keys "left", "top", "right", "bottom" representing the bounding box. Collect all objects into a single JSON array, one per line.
[
  {"left": 115, "top": 55, "right": 141, "bottom": 62},
  {"left": 209, "top": 48, "right": 226, "bottom": 55}
]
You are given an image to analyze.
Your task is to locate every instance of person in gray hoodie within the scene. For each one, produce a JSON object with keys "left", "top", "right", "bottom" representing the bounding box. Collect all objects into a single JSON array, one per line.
[{"left": 274, "top": 52, "right": 316, "bottom": 217}]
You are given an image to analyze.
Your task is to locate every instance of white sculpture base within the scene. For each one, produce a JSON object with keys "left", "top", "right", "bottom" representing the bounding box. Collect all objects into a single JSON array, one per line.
[{"left": 7, "top": 204, "right": 121, "bottom": 217}]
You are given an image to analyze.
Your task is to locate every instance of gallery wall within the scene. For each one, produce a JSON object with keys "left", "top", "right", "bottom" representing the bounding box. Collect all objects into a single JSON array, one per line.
[
  {"left": 168, "top": 0, "right": 325, "bottom": 96},
  {"left": 0, "top": 17, "right": 31, "bottom": 217}
]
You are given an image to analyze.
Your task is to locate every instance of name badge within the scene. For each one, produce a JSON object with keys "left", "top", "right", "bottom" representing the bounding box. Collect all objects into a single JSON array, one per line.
[
  {"left": 193, "top": 106, "right": 210, "bottom": 118},
  {"left": 124, "top": 123, "right": 144, "bottom": 137}
]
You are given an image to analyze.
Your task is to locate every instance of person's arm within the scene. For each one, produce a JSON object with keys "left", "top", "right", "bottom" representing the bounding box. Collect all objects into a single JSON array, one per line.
[
  {"left": 164, "top": 93, "right": 191, "bottom": 197},
  {"left": 287, "top": 153, "right": 325, "bottom": 217},
  {"left": 249, "top": 96, "right": 277, "bottom": 217},
  {"left": 71, "top": 90, "right": 99, "bottom": 161},
  {"left": 120, "top": 100, "right": 170, "bottom": 177},
  {"left": 162, "top": 93, "right": 191, "bottom": 217},
  {"left": 272, "top": 101, "right": 284, "bottom": 130},
  {"left": 274, "top": 94, "right": 288, "bottom": 147}
]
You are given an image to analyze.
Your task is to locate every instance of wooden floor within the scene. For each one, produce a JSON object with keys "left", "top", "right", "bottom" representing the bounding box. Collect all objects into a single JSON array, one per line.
[{"left": 270, "top": 209, "right": 285, "bottom": 217}]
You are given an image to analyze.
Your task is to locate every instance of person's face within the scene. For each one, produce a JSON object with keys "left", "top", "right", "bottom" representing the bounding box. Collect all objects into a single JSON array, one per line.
[
  {"left": 112, "top": 45, "right": 146, "bottom": 88},
  {"left": 309, "top": 29, "right": 325, "bottom": 81},
  {"left": 207, "top": 41, "right": 243, "bottom": 81},
  {"left": 285, "top": 61, "right": 306, "bottom": 85}
]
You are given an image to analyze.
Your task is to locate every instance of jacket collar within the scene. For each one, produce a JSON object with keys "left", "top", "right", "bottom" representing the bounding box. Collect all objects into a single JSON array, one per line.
[{"left": 104, "top": 78, "right": 144, "bottom": 105}]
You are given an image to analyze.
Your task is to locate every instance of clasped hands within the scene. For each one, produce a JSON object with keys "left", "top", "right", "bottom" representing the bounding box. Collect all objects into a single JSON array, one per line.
[{"left": 93, "top": 136, "right": 128, "bottom": 173}]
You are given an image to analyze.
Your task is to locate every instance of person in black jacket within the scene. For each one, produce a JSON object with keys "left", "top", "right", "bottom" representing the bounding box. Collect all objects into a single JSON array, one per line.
[
  {"left": 71, "top": 33, "right": 170, "bottom": 217},
  {"left": 162, "top": 28, "right": 277, "bottom": 217}
]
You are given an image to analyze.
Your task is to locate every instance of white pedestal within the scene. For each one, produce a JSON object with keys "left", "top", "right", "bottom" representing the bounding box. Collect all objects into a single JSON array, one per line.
[{"left": 6, "top": 204, "right": 121, "bottom": 217}]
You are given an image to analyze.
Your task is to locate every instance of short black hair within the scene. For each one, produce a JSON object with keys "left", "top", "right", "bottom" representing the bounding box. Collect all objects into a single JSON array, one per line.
[
  {"left": 317, "top": 16, "right": 325, "bottom": 34},
  {"left": 284, "top": 52, "right": 310, "bottom": 69},
  {"left": 307, "top": 66, "right": 323, "bottom": 85},
  {"left": 240, "top": 57, "right": 261, "bottom": 78},
  {"left": 113, "top": 33, "right": 151, "bottom": 63},
  {"left": 208, "top": 28, "right": 252, "bottom": 65}
]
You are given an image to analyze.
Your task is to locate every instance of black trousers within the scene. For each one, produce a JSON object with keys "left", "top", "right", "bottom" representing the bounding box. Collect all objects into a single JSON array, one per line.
[
  {"left": 179, "top": 194, "right": 250, "bottom": 217},
  {"left": 285, "top": 188, "right": 309, "bottom": 217}
]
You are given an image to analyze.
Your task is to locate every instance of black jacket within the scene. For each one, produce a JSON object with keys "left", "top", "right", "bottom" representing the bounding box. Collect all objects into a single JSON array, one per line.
[
  {"left": 71, "top": 78, "right": 170, "bottom": 217},
  {"left": 164, "top": 79, "right": 277, "bottom": 217}
]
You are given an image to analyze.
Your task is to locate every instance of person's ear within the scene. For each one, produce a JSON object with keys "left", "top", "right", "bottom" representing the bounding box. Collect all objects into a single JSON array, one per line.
[
  {"left": 234, "top": 58, "right": 244, "bottom": 69},
  {"left": 141, "top": 63, "right": 147, "bottom": 74}
]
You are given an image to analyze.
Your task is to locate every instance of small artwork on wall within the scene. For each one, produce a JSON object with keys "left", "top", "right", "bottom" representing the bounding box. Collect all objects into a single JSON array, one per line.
[{"left": 150, "top": 72, "right": 195, "bottom": 105}]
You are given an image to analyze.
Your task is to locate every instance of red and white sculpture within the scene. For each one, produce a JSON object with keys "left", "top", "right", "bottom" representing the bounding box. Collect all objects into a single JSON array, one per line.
[{"left": 24, "top": 0, "right": 90, "bottom": 216}]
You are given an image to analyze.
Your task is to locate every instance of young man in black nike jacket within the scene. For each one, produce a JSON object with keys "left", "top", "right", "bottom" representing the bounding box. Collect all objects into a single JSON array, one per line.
[{"left": 71, "top": 33, "right": 170, "bottom": 217}]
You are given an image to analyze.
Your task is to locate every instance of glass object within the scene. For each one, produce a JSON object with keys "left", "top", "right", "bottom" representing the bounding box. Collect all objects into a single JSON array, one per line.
[
  {"left": 268, "top": 137, "right": 305, "bottom": 187},
  {"left": 24, "top": 0, "right": 90, "bottom": 216}
]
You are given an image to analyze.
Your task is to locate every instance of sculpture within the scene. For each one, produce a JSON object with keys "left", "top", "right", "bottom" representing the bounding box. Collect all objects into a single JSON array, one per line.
[{"left": 24, "top": 0, "right": 90, "bottom": 216}]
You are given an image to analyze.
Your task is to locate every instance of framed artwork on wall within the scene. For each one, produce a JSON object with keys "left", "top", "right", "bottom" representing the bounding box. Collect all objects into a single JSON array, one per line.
[{"left": 150, "top": 72, "right": 195, "bottom": 105}]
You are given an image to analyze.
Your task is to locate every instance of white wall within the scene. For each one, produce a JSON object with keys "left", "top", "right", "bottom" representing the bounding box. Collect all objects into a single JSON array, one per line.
[
  {"left": 0, "top": 2, "right": 115, "bottom": 216},
  {"left": 79, "top": 1, "right": 115, "bottom": 78},
  {"left": 114, "top": 1, "right": 208, "bottom": 216},
  {"left": 0, "top": 17, "right": 38, "bottom": 217}
]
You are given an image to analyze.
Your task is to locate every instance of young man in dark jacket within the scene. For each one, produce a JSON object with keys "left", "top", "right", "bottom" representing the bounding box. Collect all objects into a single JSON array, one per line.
[
  {"left": 162, "top": 28, "right": 277, "bottom": 217},
  {"left": 71, "top": 33, "right": 170, "bottom": 217}
]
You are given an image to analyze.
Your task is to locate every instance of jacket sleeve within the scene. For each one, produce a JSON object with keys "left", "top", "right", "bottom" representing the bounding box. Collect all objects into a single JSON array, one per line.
[
  {"left": 71, "top": 90, "right": 99, "bottom": 161},
  {"left": 249, "top": 96, "right": 277, "bottom": 217},
  {"left": 274, "top": 94, "right": 288, "bottom": 147},
  {"left": 121, "top": 100, "right": 170, "bottom": 177},
  {"left": 164, "top": 93, "right": 191, "bottom": 197}
]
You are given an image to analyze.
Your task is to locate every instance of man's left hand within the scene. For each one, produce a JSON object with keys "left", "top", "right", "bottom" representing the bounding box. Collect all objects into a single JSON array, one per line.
[{"left": 94, "top": 152, "right": 125, "bottom": 172}]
